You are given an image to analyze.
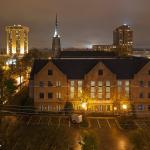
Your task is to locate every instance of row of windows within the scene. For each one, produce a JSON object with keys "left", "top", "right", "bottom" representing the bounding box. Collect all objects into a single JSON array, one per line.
[
  {"left": 135, "top": 105, "right": 150, "bottom": 111},
  {"left": 39, "top": 81, "right": 61, "bottom": 87},
  {"left": 39, "top": 104, "right": 150, "bottom": 112},
  {"left": 39, "top": 104, "right": 112, "bottom": 112},
  {"left": 39, "top": 92, "right": 61, "bottom": 99},
  {"left": 139, "top": 81, "right": 150, "bottom": 87},
  {"left": 38, "top": 80, "right": 150, "bottom": 88},
  {"left": 139, "top": 93, "right": 150, "bottom": 99}
]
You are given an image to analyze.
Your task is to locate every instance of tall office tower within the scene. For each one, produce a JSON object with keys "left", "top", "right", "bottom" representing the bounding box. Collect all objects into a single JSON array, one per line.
[
  {"left": 6, "top": 25, "right": 29, "bottom": 56},
  {"left": 113, "top": 24, "right": 133, "bottom": 55},
  {"left": 52, "top": 15, "right": 61, "bottom": 58}
]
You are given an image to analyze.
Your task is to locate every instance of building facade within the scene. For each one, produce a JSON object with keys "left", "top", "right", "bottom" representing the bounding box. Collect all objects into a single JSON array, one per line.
[
  {"left": 113, "top": 24, "right": 133, "bottom": 55},
  {"left": 6, "top": 25, "right": 29, "bottom": 56},
  {"left": 29, "top": 54, "right": 150, "bottom": 116},
  {"left": 92, "top": 45, "right": 116, "bottom": 52}
]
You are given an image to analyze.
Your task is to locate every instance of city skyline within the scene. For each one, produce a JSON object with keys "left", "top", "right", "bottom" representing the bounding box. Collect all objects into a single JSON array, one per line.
[{"left": 0, "top": 0, "right": 150, "bottom": 49}]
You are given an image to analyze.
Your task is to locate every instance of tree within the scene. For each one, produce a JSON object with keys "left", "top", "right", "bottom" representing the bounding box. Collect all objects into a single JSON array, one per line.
[
  {"left": 0, "top": 67, "right": 17, "bottom": 105},
  {"left": 64, "top": 101, "right": 74, "bottom": 114}
]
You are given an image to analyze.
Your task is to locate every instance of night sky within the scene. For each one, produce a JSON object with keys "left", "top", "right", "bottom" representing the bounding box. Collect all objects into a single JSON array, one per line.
[{"left": 0, "top": 0, "right": 150, "bottom": 49}]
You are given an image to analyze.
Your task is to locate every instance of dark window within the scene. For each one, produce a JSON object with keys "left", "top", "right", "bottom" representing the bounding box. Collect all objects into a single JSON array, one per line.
[
  {"left": 148, "top": 70, "right": 150, "bottom": 75},
  {"left": 48, "top": 81, "right": 53, "bottom": 87},
  {"left": 139, "top": 93, "right": 144, "bottom": 98},
  {"left": 39, "top": 81, "right": 44, "bottom": 87},
  {"left": 139, "top": 81, "right": 144, "bottom": 87},
  {"left": 98, "top": 70, "right": 103, "bottom": 75},
  {"left": 148, "top": 105, "right": 150, "bottom": 111},
  {"left": 39, "top": 93, "right": 44, "bottom": 99},
  {"left": 48, "top": 93, "right": 53, "bottom": 99},
  {"left": 137, "top": 105, "right": 144, "bottom": 111},
  {"left": 48, "top": 69, "right": 53, "bottom": 75},
  {"left": 148, "top": 81, "right": 150, "bottom": 87},
  {"left": 148, "top": 93, "right": 150, "bottom": 98}
]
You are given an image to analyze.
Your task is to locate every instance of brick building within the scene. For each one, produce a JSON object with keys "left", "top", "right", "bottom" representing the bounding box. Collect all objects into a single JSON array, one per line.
[{"left": 29, "top": 51, "right": 150, "bottom": 116}]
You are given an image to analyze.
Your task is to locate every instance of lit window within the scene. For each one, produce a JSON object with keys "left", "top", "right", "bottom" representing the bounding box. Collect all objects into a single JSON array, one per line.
[
  {"left": 91, "top": 93, "right": 95, "bottom": 99},
  {"left": 90, "top": 81, "right": 95, "bottom": 99},
  {"left": 91, "top": 81, "right": 95, "bottom": 86},
  {"left": 56, "top": 92, "right": 61, "bottom": 99},
  {"left": 98, "top": 93, "right": 102, "bottom": 99},
  {"left": 78, "top": 80, "right": 82, "bottom": 97},
  {"left": 106, "top": 105, "right": 111, "bottom": 111},
  {"left": 98, "top": 81, "right": 102, "bottom": 87},
  {"left": 56, "top": 81, "right": 61, "bottom": 87},
  {"left": 125, "top": 80, "right": 130, "bottom": 98},
  {"left": 106, "top": 81, "right": 110, "bottom": 86},
  {"left": 70, "top": 80, "right": 75, "bottom": 99},
  {"left": 91, "top": 87, "right": 95, "bottom": 92},
  {"left": 106, "top": 87, "right": 110, "bottom": 92},
  {"left": 70, "top": 80, "right": 74, "bottom": 86},
  {"left": 106, "top": 93, "right": 110, "bottom": 99},
  {"left": 106, "top": 81, "right": 110, "bottom": 99},
  {"left": 98, "top": 81, "right": 102, "bottom": 99}
]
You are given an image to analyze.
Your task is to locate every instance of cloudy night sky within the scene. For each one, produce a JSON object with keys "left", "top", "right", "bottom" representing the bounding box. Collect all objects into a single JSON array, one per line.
[{"left": 0, "top": 0, "right": 150, "bottom": 49}]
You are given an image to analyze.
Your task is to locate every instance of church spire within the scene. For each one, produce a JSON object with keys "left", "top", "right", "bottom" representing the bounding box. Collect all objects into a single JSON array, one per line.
[
  {"left": 52, "top": 14, "right": 61, "bottom": 58},
  {"left": 53, "top": 14, "right": 60, "bottom": 38}
]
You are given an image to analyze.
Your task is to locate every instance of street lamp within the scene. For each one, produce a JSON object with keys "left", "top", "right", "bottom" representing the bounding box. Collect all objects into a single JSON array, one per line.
[
  {"left": 81, "top": 102, "right": 87, "bottom": 111},
  {"left": 122, "top": 104, "right": 128, "bottom": 116},
  {"left": 122, "top": 104, "right": 127, "bottom": 110}
]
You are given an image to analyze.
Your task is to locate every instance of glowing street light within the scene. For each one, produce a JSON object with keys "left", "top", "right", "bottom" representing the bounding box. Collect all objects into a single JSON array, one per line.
[
  {"left": 81, "top": 102, "right": 87, "bottom": 111},
  {"left": 122, "top": 104, "right": 127, "bottom": 110},
  {"left": 114, "top": 106, "right": 117, "bottom": 111}
]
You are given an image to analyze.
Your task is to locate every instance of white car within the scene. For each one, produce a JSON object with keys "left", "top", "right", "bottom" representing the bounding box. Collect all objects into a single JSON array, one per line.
[{"left": 71, "top": 114, "right": 82, "bottom": 123}]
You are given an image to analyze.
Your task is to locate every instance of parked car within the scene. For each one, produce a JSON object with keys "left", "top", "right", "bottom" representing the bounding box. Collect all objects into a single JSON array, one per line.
[{"left": 71, "top": 114, "right": 82, "bottom": 123}]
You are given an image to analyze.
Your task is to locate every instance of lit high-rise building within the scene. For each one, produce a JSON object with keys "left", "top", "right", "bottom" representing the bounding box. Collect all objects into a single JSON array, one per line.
[
  {"left": 6, "top": 25, "right": 29, "bottom": 56},
  {"left": 113, "top": 24, "right": 133, "bottom": 54}
]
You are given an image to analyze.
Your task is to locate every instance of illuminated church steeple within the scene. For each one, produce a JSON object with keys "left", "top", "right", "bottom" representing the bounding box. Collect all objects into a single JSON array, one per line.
[{"left": 52, "top": 14, "right": 61, "bottom": 58}]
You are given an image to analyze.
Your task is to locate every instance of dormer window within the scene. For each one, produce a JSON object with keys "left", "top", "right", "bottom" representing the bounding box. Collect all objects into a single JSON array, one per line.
[
  {"left": 98, "top": 70, "right": 103, "bottom": 75},
  {"left": 48, "top": 69, "right": 53, "bottom": 75}
]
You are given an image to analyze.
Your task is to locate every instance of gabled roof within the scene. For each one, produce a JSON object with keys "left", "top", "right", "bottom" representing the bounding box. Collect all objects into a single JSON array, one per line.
[
  {"left": 30, "top": 59, "right": 49, "bottom": 80},
  {"left": 30, "top": 57, "right": 149, "bottom": 80},
  {"left": 59, "top": 50, "right": 117, "bottom": 58}
]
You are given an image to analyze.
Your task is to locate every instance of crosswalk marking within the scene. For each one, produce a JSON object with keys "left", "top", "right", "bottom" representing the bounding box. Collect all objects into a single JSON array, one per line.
[
  {"left": 115, "top": 119, "right": 122, "bottom": 130},
  {"left": 37, "top": 117, "right": 41, "bottom": 125},
  {"left": 48, "top": 117, "right": 51, "bottom": 126},
  {"left": 97, "top": 120, "right": 101, "bottom": 128},
  {"left": 88, "top": 119, "right": 91, "bottom": 128},
  {"left": 68, "top": 119, "right": 71, "bottom": 128},
  {"left": 106, "top": 119, "right": 111, "bottom": 128},
  {"left": 26, "top": 116, "right": 32, "bottom": 126},
  {"left": 58, "top": 117, "right": 61, "bottom": 127}
]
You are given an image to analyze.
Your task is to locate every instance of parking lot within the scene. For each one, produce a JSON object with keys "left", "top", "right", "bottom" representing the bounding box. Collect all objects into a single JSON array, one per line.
[
  {"left": 2, "top": 115, "right": 150, "bottom": 130},
  {"left": 11, "top": 115, "right": 122, "bottom": 129}
]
